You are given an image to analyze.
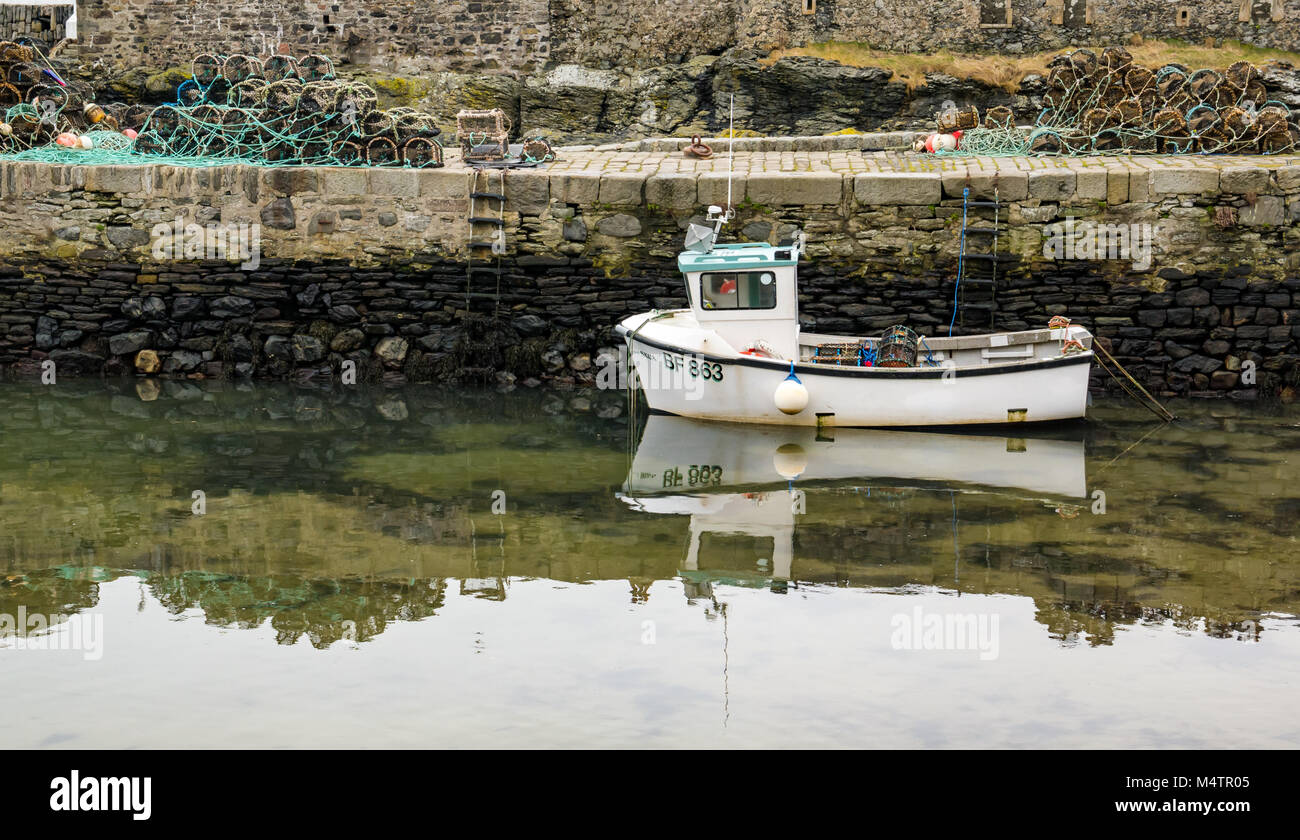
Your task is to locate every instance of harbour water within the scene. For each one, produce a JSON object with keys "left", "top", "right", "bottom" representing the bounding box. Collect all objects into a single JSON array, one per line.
[{"left": 1, "top": 381, "right": 1297, "bottom": 748}]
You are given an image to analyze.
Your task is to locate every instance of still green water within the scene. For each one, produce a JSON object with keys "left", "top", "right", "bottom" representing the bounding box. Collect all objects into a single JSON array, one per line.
[{"left": 0, "top": 380, "right": 1297, "bottom": 748}]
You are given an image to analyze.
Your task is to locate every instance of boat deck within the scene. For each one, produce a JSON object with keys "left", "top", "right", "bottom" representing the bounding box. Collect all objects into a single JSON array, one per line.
[{"left": 799, "top": 326, "right": 1093, "bottom": 370}]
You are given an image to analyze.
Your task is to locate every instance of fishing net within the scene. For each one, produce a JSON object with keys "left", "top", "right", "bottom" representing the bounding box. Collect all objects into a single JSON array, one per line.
[
  {"left": 0, "top": 47, "right": 446, "bottom": 168},
  {"left": 936, "top": 47, "right": 1300, "bottom": 156}
]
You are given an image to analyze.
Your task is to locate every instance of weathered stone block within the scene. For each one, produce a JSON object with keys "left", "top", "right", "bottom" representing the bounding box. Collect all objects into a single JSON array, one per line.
[
  {"left": 1013, "top": 204, "right": 1058, "bottom": 223},
  {"left": 940, "top": 170, "right": 1028, "bottom": 201},
  {"left": 1107, "top": 169, "right": 1130, "bottom": 204},
  {"left": 747, "top": 172, "right": 844, "bottom": 206},
  {"left": 0, "top": 161, "right": 49, "bottom": 197},
  {"left": 134, "top": 349, "right": 160, "bottom": 374},
  {"left": 319, "top": 167, "right": 370, "bottom": 196},
  {"left": 1148, "top": 167, "right": 1219, "bottom": 195},
  {"left": 598, "top": 172, "right": 645, "bottom": 205},
  {"left": 366, "top": 168, "right": 420, "bottom": 199},
  {"left": 260, "top": 197, "right": 296, "bottom": 230},
  {"left": 106, "top": 227, "right": 151, "bottom": 249},
  {"left": 417, "top": 168, "right": 470, "bottom": 201},
  {"left": 375, "top": 336, "right": 409, "bottom": 368},
  {"left": 562, "top": 217, "right": 587, "bottom": 241},
  {"left": 262, "top": 167, "right": 319, "bottom": 196},
  {"left": 697, "top": 172, "right": 746, "bottom": 208},
  {"left": 646, "top": 172, "right": 697, "bottom": 210},
  {"left": 1276, "top": 165, "right": 1300, "bottom": 193},
  {"left": 1028, "top": 170, "right": 1076, "bottom": 201},
  {"left": 854, "top": 172, "right": 940, "bottom": 206},
  {"left": 108, "top": 330, "right": 152, "bottom": 355},
  {"left": 550, "top": 173, "right": 601, "bottom": 205},
  {"left": 1127, "top": 171, "right": 1151, "bottom": 202},
  {"left": 1075, "top": 169, "right": 1107, "bottom": 201},
  {"left": 596, "top": 214, "right": 642, "bottom": 237},
  {"left": 309, "top": 212, "right": 337, "bottom": 235},
  {"left": 1219, "top": 166, "right": 1271, "bottom": 194},
  {"left": 505, "top": 168, "right": 550, "bottom": 214},
  {"left": 85, "top": 166, "right": 145, "bottom": 195}
]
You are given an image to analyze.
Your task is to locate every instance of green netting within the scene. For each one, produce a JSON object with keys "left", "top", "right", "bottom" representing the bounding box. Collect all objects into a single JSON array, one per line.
[
  {"left": 934, "top": 47, "right": 1300, "bottom": 157},
  {"left": 0, "top": 48, "right": 452, "bottom": 168}
]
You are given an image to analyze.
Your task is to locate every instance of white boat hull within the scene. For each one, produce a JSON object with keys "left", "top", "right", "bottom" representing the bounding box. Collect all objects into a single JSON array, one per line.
[{"left": 617, "top": 316, "right": 1093, "bottom": 428}]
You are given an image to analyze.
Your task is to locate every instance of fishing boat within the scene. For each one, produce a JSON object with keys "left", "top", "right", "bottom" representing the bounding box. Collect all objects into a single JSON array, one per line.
[{"left": 614, "top": 207, "right": 1095, "bottom": 428}]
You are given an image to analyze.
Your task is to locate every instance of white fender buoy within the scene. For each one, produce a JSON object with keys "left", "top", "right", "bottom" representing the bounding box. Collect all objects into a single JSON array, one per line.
[
  {"left": 773, "top": 443, "right": 808, "bottom": 479},
  {"left": 925, "top": 132, "right": 958, "bottom": 153},
  {"left": 774, "top": 370, "right": 809, "bottom": 415}
]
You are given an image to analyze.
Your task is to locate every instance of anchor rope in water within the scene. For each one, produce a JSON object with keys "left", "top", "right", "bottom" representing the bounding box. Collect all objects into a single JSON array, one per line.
[{"left": 1092, "top": 341, "right": 1176, "bottom": 422}]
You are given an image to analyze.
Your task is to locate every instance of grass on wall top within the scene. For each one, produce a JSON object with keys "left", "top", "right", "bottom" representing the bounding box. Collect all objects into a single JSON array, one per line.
[{"left": 764, "top": 38, "right": 1300, "bottom": 92}]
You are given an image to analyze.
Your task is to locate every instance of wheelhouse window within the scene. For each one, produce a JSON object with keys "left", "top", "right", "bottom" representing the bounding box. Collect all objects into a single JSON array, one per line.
[{"left": 700, "top": 271, "right": 777, "bottom": 310}]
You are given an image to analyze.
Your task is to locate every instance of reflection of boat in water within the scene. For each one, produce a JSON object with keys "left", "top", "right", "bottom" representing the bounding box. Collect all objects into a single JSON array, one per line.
[
  {"left": 618, "top": 416, "right": 1089, "bottom": 592},
  {"left": 621, "top": 416, "right": 1088, "bottom": 500}
]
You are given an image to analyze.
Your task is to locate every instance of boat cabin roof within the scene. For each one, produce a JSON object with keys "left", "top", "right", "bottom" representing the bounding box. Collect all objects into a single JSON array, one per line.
[{"left": 677, "top": 241, "right": 799, "bottom": 274}]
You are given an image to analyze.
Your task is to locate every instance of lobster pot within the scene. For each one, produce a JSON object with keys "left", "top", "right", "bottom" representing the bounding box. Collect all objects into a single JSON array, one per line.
[
  {"left": 0, "top": 41, "right": 36, "bottom": 64},
  {"left": 366, "top": 135, "right": 399, "bottom": 166},
  {"left": 937, "top": 105, "right": 979, "bottom": 133},
  {"left": 402, "top": 136, "right": 444, "bottom": 168},
  {"left": 813, "top": 342, "right": 864, "bottom": 366},
  {"left": 456, "top": 107, "right": 510, "bottom": 159},
  {"left": 983, "top": 105, "right": 1014, "bottom": 129},
  {"left": 876, "top": 325, "right": 919, "bottom": 368}
]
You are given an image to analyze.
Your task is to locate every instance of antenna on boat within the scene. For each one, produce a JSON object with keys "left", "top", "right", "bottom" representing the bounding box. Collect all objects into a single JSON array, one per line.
[
  {"left": 726, "top": 92, "right": 735, "bottom": 220},
  {"left": 704, "top": 94, "right": 737, "bottom": 236},
  {"left": 689, "top": 94, "right": 738, "bottom": 253}
]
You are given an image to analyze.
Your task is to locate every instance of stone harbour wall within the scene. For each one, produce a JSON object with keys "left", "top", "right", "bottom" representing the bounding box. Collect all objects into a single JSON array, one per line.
[
  {"left": 48, "top": 0, "right": 1300, "bottom": 78},
  {"left": 35, "top": 4, "right": 1300, "bottom": 147},
  {"left": 1, "top": 146, "right": 1299, "bottom": 400}
]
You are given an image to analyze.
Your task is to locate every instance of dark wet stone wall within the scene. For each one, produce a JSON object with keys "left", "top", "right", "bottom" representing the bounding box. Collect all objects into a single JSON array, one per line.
[{"left": 3, "top": 253, "right": 1297, "bottom": 401}]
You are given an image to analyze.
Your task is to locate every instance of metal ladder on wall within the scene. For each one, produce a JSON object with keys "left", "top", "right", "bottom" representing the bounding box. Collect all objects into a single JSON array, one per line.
[
  {"left": 956, "top": 188, "right": 1006, "bottom": 332},
  {"left": 465, "top": 167, "right": 505, "bottom": 320}
]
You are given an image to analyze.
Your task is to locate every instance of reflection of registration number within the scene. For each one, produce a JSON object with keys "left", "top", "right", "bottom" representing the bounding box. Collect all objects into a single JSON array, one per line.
[
  {"left": 663, "top": 353, "right": 724, "bottom": 382},
  {"left": 661, "top": 464, "right": 723, "bottom": 488}
]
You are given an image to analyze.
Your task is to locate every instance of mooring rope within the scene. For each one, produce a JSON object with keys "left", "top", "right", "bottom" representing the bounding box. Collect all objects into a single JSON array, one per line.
[{"left": 949, "top": 186, "right": 969, "bottom": 337}]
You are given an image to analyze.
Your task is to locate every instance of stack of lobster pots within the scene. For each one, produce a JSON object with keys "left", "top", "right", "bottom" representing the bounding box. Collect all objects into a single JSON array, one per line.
[
  {"left": 131, "top": 51, "right": 445, "bottom": 167},
  {"left": 1031, "top": 46, "right": 1299, "bottom": 154}
]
